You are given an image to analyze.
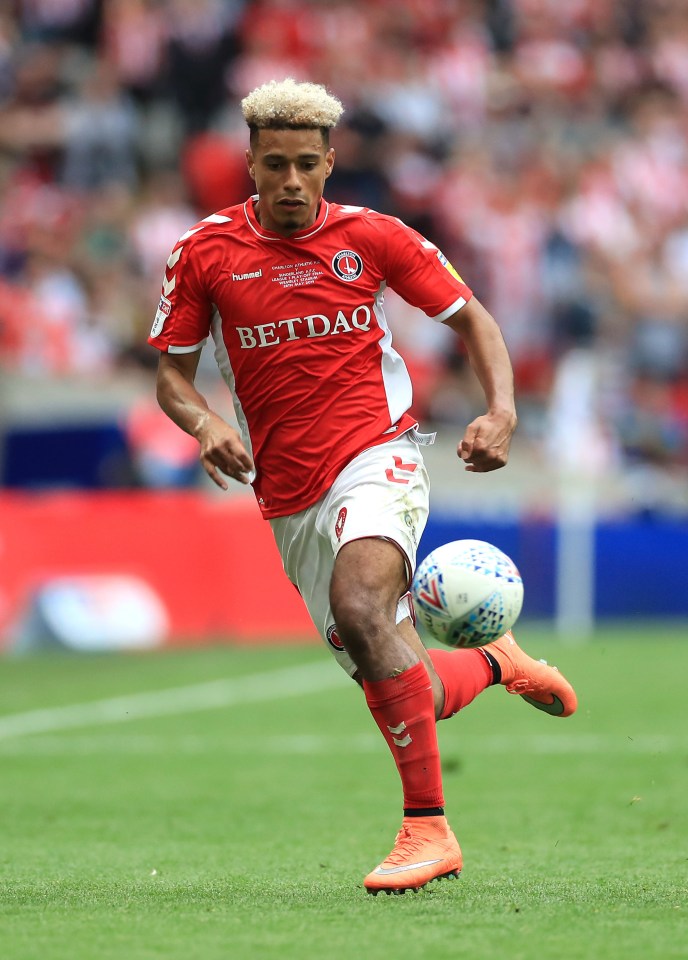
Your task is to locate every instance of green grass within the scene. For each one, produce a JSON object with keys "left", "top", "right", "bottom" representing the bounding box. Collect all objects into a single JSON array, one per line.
[{"left": 1, "top": 628, "right": 687, "bottom": 960}]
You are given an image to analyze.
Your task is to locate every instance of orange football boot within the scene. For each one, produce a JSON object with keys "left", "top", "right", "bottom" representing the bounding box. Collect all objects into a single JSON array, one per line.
[
  {"left": 364, "top": 815, "right": 462, "bottom": 895},
  {"left": 485, "top": 631, "right": 577, "bottom": 717}
]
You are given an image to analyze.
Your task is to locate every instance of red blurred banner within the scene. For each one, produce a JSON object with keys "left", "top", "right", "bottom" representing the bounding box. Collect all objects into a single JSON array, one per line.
[{"left": 0, "top": 492, "right": 317, "bottom": 648}]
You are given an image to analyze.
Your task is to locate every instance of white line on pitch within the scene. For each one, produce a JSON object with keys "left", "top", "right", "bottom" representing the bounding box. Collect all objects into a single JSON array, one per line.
[
  {"left": 0, "top": 660, "right": 348, "bottom": 740},
  {"left": 0, "top": 730, "right": 683, "bottom": 756}
]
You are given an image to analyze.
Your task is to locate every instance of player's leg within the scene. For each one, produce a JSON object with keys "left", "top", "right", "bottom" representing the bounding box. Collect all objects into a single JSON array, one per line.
[
  {"left": 271, "top": 501, "right": 461, "bottom": 893},
  {"left": 329, "top": 536, "right": 462, "bottom": 894},
  {"left": 330, "top": 538, "right": 444, "bottom": 817},
  {"left": 349, "top": 620, "right": 577, "bottom": 720},
  {"left": 347, "top": 606, "right": 577, "bottom": 720},
  {"left": 424, "top": 644, "right": 496, "bottom": 717},
  {"left": 272, "top": 496, "right": 575, "bottom": 722},
  {"left": 420, "top": 637, "right": 577, "bottom": 718},
  {"left": 272, "top": 496, "right": 493, "bottom": 725},
  {"left": 394, "top": 617, "right": 494, "bottom": 718},
  {"left": 307, "top": 433, "right": 507, "bottom": 728},
  {"left": 320, "top": 436, "right": 464, "bottom": 891}
]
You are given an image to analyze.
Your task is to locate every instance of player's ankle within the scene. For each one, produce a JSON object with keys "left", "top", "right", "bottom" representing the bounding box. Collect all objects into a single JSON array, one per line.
[{"left": 480, "top": 648, "right": 502, "bottom": 684}]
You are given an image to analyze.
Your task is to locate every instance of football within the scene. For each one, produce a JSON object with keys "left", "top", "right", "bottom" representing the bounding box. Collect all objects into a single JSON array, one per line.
[{"left": 411, "top": 539, "right": 524, "bottom": 648}]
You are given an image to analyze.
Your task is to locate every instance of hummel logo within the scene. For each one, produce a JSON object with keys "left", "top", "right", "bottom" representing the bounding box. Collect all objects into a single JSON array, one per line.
[
  {"left": 387, "top": 720, "right": 412, "bottom": 748},
  {"left": 373, "top": 858, "right": 443, "bottom": 876},
  {"left": 385, "top": 456, "right": 418, "bottom": 485},
  {"left": 233, "top": 269, "right": 263, "bottom": 281}
]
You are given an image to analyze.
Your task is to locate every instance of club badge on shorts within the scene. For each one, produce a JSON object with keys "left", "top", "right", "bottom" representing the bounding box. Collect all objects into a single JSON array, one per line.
[
  {"left": 326, "top": 624, "right": 345, "bottom": 651},
  {"left": 335, "top": 507, "right": 347, "bottom": 541}
]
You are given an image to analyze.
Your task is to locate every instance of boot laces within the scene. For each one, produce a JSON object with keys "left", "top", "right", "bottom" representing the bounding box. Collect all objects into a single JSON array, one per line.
[
  {"left": 506, "top": 659, "right": 559, "bottom": 696},
  {"left": 383, "top": 825, "right": 433, "bottom": 866}
]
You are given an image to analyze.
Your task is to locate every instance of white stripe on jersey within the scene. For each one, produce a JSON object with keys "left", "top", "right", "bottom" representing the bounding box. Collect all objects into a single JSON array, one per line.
[
  {"left": 371, "top": 284, "right": 413, "bottom": 427},
  {"left": 168, "top": 339, "right": 207, "bottom": 354},
  {"left": 431, "top": 295, "right": 468, "bottom": 323},
  {"left": 210, "top": 307, "right": 257, "bottom": 483}
]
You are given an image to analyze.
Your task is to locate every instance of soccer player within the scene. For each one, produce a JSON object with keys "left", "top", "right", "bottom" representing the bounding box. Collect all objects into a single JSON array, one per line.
[{"left": 150, "top": 78, "right": 577, "bottom": 895}]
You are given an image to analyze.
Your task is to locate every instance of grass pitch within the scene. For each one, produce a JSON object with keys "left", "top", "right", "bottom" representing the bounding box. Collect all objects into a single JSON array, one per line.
[{"left": 1, "top": 627, "right": 687, "bottom": 960}]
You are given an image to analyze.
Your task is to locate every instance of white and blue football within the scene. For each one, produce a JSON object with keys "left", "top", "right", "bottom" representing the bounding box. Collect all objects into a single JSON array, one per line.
[{"left": 411, "top": 539, "right": 524, "bottom": 648}]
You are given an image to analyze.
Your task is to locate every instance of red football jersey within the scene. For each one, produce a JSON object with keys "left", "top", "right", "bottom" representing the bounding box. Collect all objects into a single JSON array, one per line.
[{"left": 149, "top": 198, "right": 472, "bottom": 518}]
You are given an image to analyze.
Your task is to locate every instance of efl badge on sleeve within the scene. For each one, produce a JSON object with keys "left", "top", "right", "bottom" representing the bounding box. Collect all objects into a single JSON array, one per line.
[
  {"left": 436, "top": 250, "right": 464, "bottom": 283},
  {"left": 150, "top": 295, "right": 172, "bottom": 338}
]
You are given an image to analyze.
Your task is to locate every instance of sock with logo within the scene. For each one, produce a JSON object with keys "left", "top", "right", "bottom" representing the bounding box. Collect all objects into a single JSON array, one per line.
[
  {"left": 363, "top": 661, "right": 444, "bottom": 812},
  {"left": 428, "top": 647, "right": 495, "bottom": 720}
]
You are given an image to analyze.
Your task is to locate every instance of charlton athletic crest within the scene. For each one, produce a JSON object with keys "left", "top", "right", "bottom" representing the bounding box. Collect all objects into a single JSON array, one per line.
[
  {"left": 332, "top": 249, "right": 364, "bottom": 282},
  {"left": 335, "top": 506, "right": 347, "bottom": 541},
  {"left": 326, "top": 624, "right": 345, "bottom": 652}
]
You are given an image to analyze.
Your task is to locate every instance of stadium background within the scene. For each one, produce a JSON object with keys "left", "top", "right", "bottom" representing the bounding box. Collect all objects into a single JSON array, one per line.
[{"left": 1, "top": 0, "right": 687, "bottom": 651}]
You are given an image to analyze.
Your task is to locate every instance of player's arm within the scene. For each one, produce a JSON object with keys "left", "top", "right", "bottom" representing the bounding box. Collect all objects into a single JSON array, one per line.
[
  {"left": 443, "top": 295, "right": 517, "bottom": 473},
  {"left": 156, "top": 351, "right": 254, "bottom": 488}
]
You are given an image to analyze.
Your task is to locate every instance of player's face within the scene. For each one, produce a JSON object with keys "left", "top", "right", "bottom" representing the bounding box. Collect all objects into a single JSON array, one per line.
[{"left": 246, "top": 128, "right": 334, "bottom": 236}]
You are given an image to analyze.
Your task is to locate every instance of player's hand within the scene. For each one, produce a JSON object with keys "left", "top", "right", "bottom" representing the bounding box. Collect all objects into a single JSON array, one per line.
[
  {"left": 196, "top": 414, "right": 254, "bottom": 489},
  {"left": 457, "top": 409, "right": 517, "bottom": 473}
]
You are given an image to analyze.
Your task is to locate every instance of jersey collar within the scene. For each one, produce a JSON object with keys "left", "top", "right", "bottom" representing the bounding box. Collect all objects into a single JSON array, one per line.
[{"left": 243, "top": 195, "right": 329, "bottom": 241}]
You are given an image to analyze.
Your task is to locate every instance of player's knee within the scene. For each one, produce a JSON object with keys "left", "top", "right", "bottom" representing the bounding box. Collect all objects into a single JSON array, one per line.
[
  {"left": 330, "top": 539, "right": 406, "bottom": 658},
  {"left": 329, "top": 585, "right": 385, "bottom": 658}
]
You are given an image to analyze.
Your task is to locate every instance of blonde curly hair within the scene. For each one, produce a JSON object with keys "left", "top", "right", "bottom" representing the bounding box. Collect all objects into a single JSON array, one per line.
[{"left": 241, "top": 78, "right": 344, "bottom": 132}]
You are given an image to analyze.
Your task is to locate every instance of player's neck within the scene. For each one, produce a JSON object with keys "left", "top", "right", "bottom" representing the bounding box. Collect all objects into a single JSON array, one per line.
[{"left": 253, "top": 198, "right": 323, "bottom": 237}]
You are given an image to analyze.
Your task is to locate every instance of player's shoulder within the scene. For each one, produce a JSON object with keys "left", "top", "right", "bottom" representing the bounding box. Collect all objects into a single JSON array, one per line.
[
  {"left": 168, "top": 202, "right": 246, "bottom": 256},
  {"left": 327, "top": 201, "right": 405, "bottom": 232},
  {"left": 326, "top": 203, "right": 418, "bottom": 256}
]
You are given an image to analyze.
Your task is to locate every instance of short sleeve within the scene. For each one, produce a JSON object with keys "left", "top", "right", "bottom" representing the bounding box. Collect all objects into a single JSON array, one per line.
[
  {"left": 381, "top": 217, "right": 473, "bottom": 321},
  {"left": 148, "top": 234, "right": 213, "bottom": 353}
]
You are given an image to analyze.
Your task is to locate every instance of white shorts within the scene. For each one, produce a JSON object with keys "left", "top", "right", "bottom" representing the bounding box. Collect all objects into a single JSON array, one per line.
[{"left": 269, "top": 433, "right": 430, "bottom": 677}]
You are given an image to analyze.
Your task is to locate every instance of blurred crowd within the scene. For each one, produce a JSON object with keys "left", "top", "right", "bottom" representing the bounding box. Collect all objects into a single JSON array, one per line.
[{"left": 0, "top": 0, "right": 687, "bottom": 501}]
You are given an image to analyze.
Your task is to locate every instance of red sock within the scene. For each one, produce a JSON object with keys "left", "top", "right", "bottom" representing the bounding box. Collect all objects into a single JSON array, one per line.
[
  {"left": 363, "top": 661, "right": 444, "bottom": 811},
  {"left": 428, "top": 648, "right": 494, "bottom": 719}
]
